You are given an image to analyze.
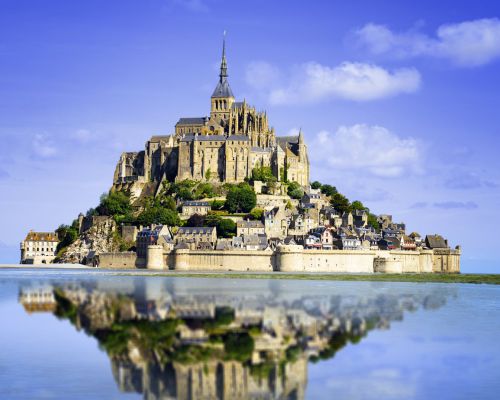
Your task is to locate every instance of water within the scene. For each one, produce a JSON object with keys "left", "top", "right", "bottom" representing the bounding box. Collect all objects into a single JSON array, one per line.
[{"left": 0, "top": 269, "right": 499, "bottom": 400}]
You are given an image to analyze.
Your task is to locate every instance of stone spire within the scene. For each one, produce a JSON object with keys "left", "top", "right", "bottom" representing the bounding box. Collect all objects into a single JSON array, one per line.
[
  {"left": 298, "top": 128, "right": 304, "bottom": 144},
  {"left": 220, "top": 30, "right": 228, "bottom": 79},
  {"left": 212, "top": 31, "right": 234, "bottom": 98}
]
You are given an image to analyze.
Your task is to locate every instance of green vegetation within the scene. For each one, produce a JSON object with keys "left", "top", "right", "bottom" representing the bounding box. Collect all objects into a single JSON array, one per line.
[
  {"left": 287, "top": 181, "right": 304, "bottom": 199},
  {"left": 225, "top": 182, "right": 257, "bottom": 213},
  {"left": 251, "top": 166, "right": 276, "bottom": 184},
  {"left": 55, "top": 220, "right": 79, "bottom": 255},
  {"left": 223, "top": 332, "right": 254, "bottom": 362},
  {"left": 97, "top": 191, "right": 133, "bottom": 223},
  {"left": 248, "top": 207, "right": 264, "bottom": 220},
  {"left": 117, "top": 272, "right": 500, "bottom": 285}
]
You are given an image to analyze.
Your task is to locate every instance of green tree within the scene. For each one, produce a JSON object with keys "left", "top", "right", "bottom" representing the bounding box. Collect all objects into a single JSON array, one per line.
[
  {"left": 224, "top": 333, "right": 254, "bottom": 362},
  {"left": 320, "top": 184, "right": 338, "bottom": 197},
  {"left": 216, "top": 218, "right": 236, "bottom": 238},
  {"left": 137, "top": 207, "right": 181, "bottom": 226},
  {"left": 311, "top": 181, "right": 322, "bottom": 190},
  {"left": 205, "top": 168, "right": 212, "bottom": 181},
  {"left": 251, "top": 166, "right": 275, "bottom": 183},
  {"left": 287, "top": 181, "right": 304, "bottom": 200},
  {"left": 367, "top": 213, "right": 380, "bottom": 231},
  {"left": 97, "top": 191, "right": 132, "bottom": 221},
  {"left": 350, "top": 200, "right": 368, "bottom": 212},
  {"left": 330, "top": 193, "right": 350, "bottom": 214},
  {"left": 248, "top": 207, "right": 264, "bottom": 220},
  {"left": 225, "top": 183, "right": 256, "bottom": 213}
]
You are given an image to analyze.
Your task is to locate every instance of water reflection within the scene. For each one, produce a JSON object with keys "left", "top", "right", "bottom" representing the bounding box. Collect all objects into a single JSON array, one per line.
[{"left": 19, "top": 279, "right": 455, "bottom": 400}]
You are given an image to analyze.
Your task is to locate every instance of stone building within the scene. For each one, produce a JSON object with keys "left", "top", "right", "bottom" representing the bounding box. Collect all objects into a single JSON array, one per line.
[
  {"left": 113, "top": 37, "right": 310, "bottom": 199},
  {"left": 236, "top": 220, "right": 265, "bottom": 237},
  {"left": 20, "top": 231, "right": 59, "bottom": 264},
  {"left": 181, "top": 201, "right": 211, "bottom": 218},
  {"left": 175, "top": 226, "right": 217, "bottom": 250}
]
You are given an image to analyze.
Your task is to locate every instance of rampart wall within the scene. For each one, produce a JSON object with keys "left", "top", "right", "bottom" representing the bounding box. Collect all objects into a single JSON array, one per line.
[{"left": 98, "top": 245, "right": 461, "bottom": 274}]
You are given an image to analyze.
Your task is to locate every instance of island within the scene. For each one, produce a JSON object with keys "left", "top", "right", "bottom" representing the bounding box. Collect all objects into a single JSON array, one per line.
[{"left": 19, "top": 38, "right": 460, "bottom": 274}]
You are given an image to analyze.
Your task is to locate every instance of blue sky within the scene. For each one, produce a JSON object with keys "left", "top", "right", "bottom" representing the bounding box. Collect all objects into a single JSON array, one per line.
[{"left": 0, "top": 0, "right": 499, "bottom": 271}]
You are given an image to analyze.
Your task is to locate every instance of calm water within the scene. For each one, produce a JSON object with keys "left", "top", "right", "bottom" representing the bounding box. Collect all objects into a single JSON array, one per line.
[{"left": 0, "top": 270, "right": 499, "bottom": 400}]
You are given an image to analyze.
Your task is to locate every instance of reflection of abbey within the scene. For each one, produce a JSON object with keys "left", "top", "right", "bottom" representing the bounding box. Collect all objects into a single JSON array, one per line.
[
  {"left": 19, "top": 279, "right": 452, "bottom": 400},
  {"left": 114, "top": 38, "right": 309, "bottom": 188}
]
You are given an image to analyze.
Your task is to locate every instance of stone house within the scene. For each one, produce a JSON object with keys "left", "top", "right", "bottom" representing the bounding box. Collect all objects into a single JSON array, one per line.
[
  {"left": 342, "top": 212, "right": 353, "bottom": 228},
  {"left": 175, "top": 227, "right": 217, "bottom": 250},
  {"left": 236, "top": 220, "right": 265, "bottom": 237},
  {"left": 353, "top": 210, "right": 368, "bottom": 228},
  {"left": 181, "top": 201, "right": 211, "bottom": 218},
  {"left": 425, "top": 235, "right": 448, "bottom": 249},
  {"left": 136, "top": 225, "right": 172, "bottom": 259},
  {"left": 20, "top": 231, "right": 59, "bottom": 264},
  {"left": 264, "top": 206, "right": 288, "bottom": 239}
]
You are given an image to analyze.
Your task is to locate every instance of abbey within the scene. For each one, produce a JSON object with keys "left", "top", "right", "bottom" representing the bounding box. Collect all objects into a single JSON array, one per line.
[{"left": 113, "top": 38, "right": 309, "bottom": 191}]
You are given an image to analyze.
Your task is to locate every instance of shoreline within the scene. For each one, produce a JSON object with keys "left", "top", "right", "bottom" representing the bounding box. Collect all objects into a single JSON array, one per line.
[{"left": 1, "top": 264, "right": 499, "bottom": 284}]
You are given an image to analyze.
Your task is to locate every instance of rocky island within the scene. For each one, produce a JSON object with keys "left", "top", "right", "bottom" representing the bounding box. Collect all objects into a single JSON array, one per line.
[{"left": 20, "top": 38, "right": 460, "bottom": 274}]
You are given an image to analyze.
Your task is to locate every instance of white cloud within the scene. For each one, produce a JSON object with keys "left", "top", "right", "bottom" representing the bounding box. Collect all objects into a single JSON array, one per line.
[
  {"left": 356, "top": 18, "right": 500, "bottom": 67},
  {"left": 245, "top": 61, "right": 281, "bottom": 90},
  {"left": 310, "top": 124, "right": 422, "bottom": 178},
  {"left": 32, "top": 134, "right": 57, "bottom": 158},
  {"left": 71, "top": 129, "right": 96, "bottom": 144},
  {"left": 268, "top": 62, "right": 420, "bottom": 105}
]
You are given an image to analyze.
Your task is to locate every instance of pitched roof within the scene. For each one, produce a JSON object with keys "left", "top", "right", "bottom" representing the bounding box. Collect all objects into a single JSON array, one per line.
[
  {"left": 177, "top": 226, "right": 216, "bottom": 235},
  {"left": 425, "top": 235, "right": 448, "bottom": 249},
  {"left": 182, "top": 201, "right": 210, "bottom": 207},
  {"left": 24, "top": 231, "right": 59, "bottom": 242},
  {"left": 237, "top": 220, "right": 264, "bottom": 228},
  {"left": 176, "top": 117, "right": 207, "bottom": 126}
]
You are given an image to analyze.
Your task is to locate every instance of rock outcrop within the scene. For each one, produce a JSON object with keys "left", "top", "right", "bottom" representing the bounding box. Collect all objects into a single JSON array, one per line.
[{"left": 59, "top": 217, "right": 119, "bottom": 264}]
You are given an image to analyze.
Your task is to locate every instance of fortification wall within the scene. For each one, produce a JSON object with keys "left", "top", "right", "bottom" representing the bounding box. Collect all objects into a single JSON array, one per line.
[
  {"left": 99, "top": 252, "right": 137, "bottom": 269},
  {"left": 170, "top": 249, "right": 275, "bottom": 272},
  {"left": 131, "top": 245, "right": 462, "bottom": 274}
]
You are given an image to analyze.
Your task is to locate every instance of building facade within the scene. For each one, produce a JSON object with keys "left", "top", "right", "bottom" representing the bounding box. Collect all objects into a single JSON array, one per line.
[
  {"left": 113, "top": 38, "right": 310, "bottom": 197},
  {"left": 20, "top": 231, "right": 59, "bottom": 264}
]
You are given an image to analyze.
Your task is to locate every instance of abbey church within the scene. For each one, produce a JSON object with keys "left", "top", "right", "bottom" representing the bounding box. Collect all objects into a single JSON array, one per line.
[{"left": 114, "top": 38, "right": 310, "bottom": 192}]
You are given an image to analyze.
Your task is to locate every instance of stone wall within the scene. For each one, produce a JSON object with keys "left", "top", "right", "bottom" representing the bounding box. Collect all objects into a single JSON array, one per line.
[
  {"left": 98, "top": 245, "right": 460, "bottom": 274},
  {"left": 99, "top": 252, "right": 138, "bottom": 269}
]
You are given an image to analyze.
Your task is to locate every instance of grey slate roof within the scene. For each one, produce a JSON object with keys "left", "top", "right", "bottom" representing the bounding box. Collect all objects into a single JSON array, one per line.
[
  {"left": 212, "top": 78, "right": 234, "bottom": 98},
  {"left": 179, "top": 134, "right": 250, "bottom": 143},
  {"left": 176, "top": 117, "right": 207, "bottom": 126},
  {"left": 425, "top": 235, "right": 448, "bottom": 249},
  {"left": 276, "top": 135, "right": 299, "bottom": 155},
  {"left": 182, "top": 201, "right": 210, "bottom": 207}
]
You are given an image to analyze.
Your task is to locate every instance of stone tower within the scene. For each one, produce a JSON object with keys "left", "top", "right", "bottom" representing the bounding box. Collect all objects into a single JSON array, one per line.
[{"left": 210, "top": 33, "right": 234, "bottom": 125}]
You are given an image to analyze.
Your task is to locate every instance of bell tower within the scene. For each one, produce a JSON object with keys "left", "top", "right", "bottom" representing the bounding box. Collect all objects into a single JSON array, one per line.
[{"left": 211, "top": 32, "right": 234, "bottom": 125}]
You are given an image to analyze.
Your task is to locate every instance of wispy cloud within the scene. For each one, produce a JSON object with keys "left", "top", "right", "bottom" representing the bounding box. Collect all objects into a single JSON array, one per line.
[
  {"left": 310, "top": 124, "right": 422, "bottom": 178},
  {"left": 434, "top": 201, "right": 478, "bottom": 210},
  {"left": 356, "top": 18, "right": 500, "bottom": 67},
  {"left": 32, "top": 134, "right": 57, "bottom": 158},
  {"left": 246, "top": 61, "right": 420, "bottom": 105},
  {"left": 444, "top": 171, "right": 497, "bottom": 190},
  {"left": 412, "top": 201, "right": 478, "bottom": 210}
]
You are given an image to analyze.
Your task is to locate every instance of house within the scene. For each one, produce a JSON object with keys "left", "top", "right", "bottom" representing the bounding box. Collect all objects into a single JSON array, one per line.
[
  {"left": 175, "top": 226, "right": 217, "bottom": 250},
  {"left": 304, "top": 234, "right": 322, "bottom": 249},
  {"left": 400, "top": 235, "right": 416, "bottom": 250},
  {"left": 241, "top": 233, "right": 268, "bottom": 250},
  {"left": 181, "top": 201, "right": 211, "bottom": 218},
  {"left": 333, "top": 235, "right": 362, "bottom": 250},
  {"left": 383, "top": 228, "right": 401, "bottom": 240},
  {"left": 377, "top": 214, "right": 393, "bottom": 230},
  {"left": 20, "top": 231, "right": 60, "bottom": 264},
  {"left": 352, "top": 210, "right": 368, "bottom": 228},
  {"left": 425, "top": 234, "right": 448, "bottom": 249},
  {"left": 342, "top": 212, "right": 353, "bottom": 228},
  {"left": 236, "top": 220, "right": 265, "bottom": 237},
  {"left": 264, "top": 206, "right": 288, "bottom": 239},
  {"left": 378, "top": 238, "right": 395, "bottom": 250},
  {"left": 311, "top": 227, "right": 334, "bottom": 249},
  {"left": 136, "top": 225, "right": 172, "bottom": 258}
]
